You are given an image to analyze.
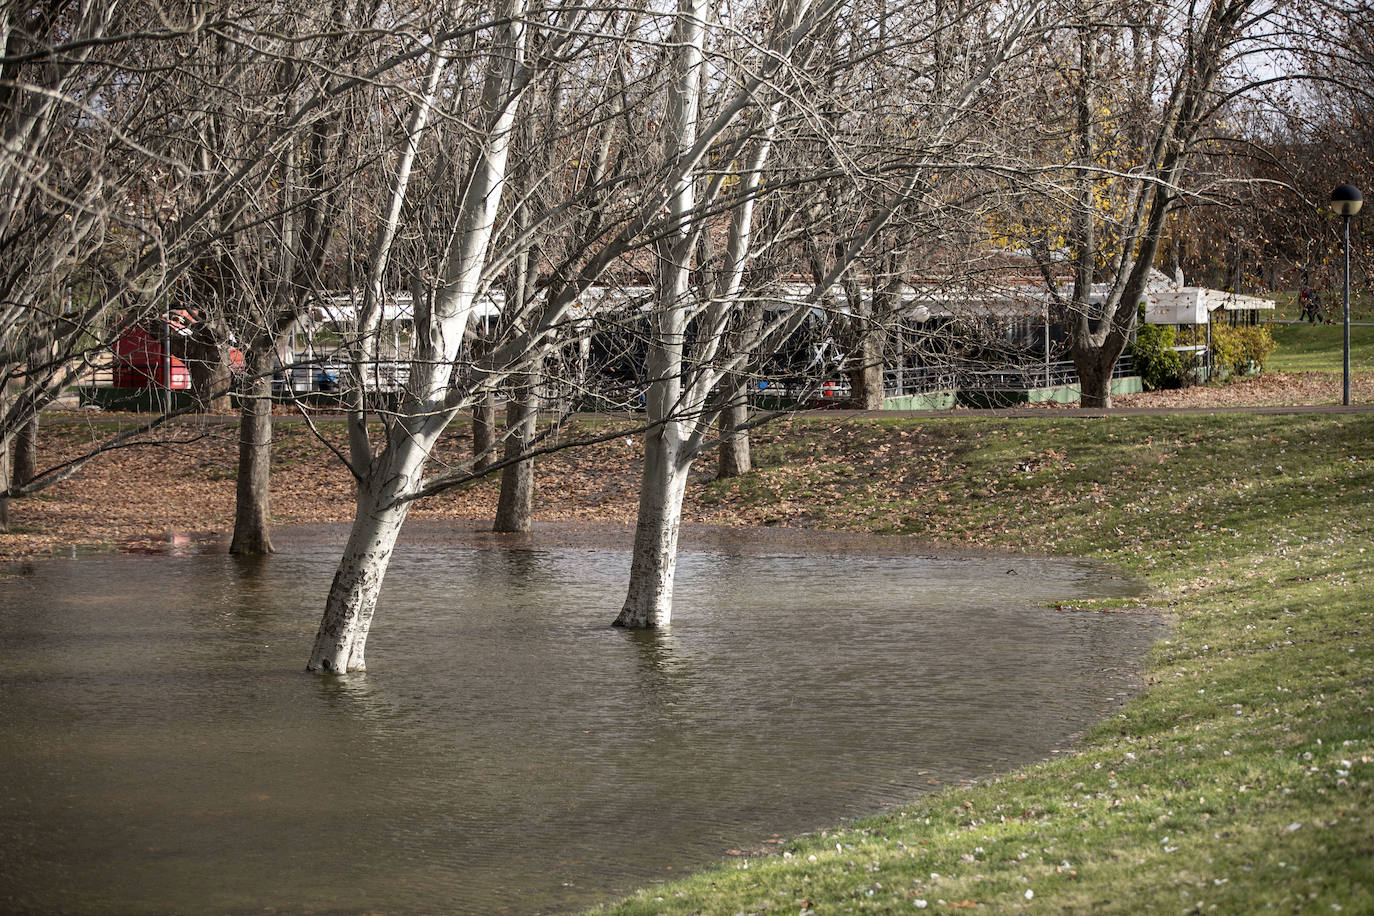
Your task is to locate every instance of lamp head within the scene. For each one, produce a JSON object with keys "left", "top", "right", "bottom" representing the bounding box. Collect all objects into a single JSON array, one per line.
[{"left": 1331, "top": 184, "right": 1363, "bottom": 218}]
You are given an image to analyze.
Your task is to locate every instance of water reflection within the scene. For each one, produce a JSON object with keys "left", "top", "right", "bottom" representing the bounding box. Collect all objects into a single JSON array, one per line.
[{"left": 0, "top": 528, "right": 1161, "bottom": 915}]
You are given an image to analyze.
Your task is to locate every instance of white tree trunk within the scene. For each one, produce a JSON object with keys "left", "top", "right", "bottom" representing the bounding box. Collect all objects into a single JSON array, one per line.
[
  {"left": 307, "top": 485, "right": 412, "bottom": 673},
  {"left": 615, "top": 424, "right": 691, "bottom": 628},
  {"left": 614, "top": 0, "right": 704, "bottom": 628},
  {"left": 309, "top": 408, "right": 458, "bottom": 672},
  {"left": 0, "top": 427, "right": 11, "bottom": 535}
]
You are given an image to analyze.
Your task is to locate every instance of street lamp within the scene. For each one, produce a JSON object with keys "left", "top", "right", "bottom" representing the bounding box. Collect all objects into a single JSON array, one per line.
[{"left": 1330, "top": 184, "right": 1363, "bottom": 406}]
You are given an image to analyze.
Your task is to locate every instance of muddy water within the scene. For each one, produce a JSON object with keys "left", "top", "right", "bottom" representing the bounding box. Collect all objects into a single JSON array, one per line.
[{"left": 0, "top": 523, "right": 1161, "bottom": 915}]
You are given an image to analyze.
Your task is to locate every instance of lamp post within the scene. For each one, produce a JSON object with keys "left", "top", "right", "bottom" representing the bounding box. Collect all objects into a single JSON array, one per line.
[{"left": 1330, "top": 184, "right": 1363, "bottom": 406}]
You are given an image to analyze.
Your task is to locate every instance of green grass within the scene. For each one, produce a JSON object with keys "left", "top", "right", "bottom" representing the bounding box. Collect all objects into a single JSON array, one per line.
[
  {"left": 1269, "top": 322, "right": 1374, "bottom": 374},
  {"left": 594, "top": 412, "right": 1374, "bottom": 914}
]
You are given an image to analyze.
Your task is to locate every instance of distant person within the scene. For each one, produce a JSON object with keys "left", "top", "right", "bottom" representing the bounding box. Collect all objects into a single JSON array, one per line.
[{"left": 1300, "top": 286, "right": 1319, "bottom": 323}]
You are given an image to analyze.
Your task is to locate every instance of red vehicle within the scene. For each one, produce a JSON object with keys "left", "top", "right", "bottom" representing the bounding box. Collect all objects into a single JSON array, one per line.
[{"left": 112, "top": 325, "right": 190, "bottom": 389}]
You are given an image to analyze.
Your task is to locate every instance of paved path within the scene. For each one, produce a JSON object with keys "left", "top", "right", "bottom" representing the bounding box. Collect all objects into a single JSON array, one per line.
[
  {"left": 1270, "top": 318, "right": 1374, "bottom": 326},
  {"left": 829, "top": 403, "right": 1374, "bottom": 419}
]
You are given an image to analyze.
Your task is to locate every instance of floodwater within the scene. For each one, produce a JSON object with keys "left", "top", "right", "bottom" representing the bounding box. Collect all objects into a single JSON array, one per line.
[{"left": 0, "top": 523, "right": 1162, "bottom": 915}]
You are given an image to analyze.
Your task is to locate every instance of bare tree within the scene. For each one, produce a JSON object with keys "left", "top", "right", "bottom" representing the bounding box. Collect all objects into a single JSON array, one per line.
[
  {"left": 304, "top": 0, "right": 867, "bottom": 668},
  {"left": 307, "top": 0, "right": 537, "bottom": 672},
  {"left": 1001, "top": 0, "right": 1275, "bottom": 406},
  {"left": 0, "top": 0, "right": 153, "bottom": 529},
  {"left": 492, "top": 73, "right": 564, "bottom": 533},
  {"left": 0, "top": 1, "right": 438, "bottom": 530},
  {"left": 612, "top": 0, "right": 1052, "bottom": 627}
]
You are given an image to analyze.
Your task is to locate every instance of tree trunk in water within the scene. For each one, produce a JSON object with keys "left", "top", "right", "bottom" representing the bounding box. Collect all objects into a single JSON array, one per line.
[
  {"left": 472, "top": 391, "right": 496, "bottom": 471},
  {"left": 716, "top": 375, "right": 750, "bottom": 478},
  {"left": 13, "top": 412, "right": 38, "bottom": 487},
  {"left": 615, "top": 426, "right": 691, "bottom": 629},
  {"left": 230, "top": 370, "right": 275, "bottom": 555},
  {"left": 308, "top": 488, "right": 412, "bottom": 673},
  {"left": 613, "top": 0, "right": 704, "bottom": 630},
  {"left": 494, "top": 372, "right": 539, "bottom": 533},
  {"left": 310, "top": 0, "right": 527, "bottom": 673}
]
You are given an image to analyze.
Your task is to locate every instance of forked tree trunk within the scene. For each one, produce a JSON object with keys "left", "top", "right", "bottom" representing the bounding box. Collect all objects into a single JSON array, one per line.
[
  {"left": 716, "top": 375, "right": 751, "bottom": 478},
  {"left": 309, "top": 0, "right": 528, "bottom": 673},
  {"left": 494, "top": 370, "right": 540, "bottom": 532},
  {"left": 1071, "top": 330, "right": 1127, "bottom": 409},
  {"left": 230, "top": 367, "right": 274, "bottom": 554},
  {"left": 615, "top": 425, "right": 692, "bottom": 628},
  {"left": 1076, "top": 356, "right": 1113, "bottom": 408}
]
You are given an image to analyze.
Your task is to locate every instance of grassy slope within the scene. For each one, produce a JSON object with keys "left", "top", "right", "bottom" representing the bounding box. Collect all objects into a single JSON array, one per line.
[
  {"left": 596, "top": 412, "right": 1374, "bottom": 914},
  {"left": 1269, "top": 323, "right": 1374, "bottom": 375}
]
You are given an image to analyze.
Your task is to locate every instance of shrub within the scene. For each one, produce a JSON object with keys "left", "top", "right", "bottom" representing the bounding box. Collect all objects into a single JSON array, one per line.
[
  {"left": 1210, "top": 323, "right": 1244, "bottom": 377},
  {"left": 1240, "top": 325, "right": 1277, "bottom": 371},
  {"left": 1129, "top": 324, "right": 1185, "bottom": 390},
  {"left": 1210, "top": 323, "right": 1277, "bottom": 377}
]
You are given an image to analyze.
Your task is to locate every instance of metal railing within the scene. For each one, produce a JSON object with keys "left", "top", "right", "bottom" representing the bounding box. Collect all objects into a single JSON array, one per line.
[
  {"left": 77, "top": 352, "right": 1141, "bottom": 408},
  {"left": 883, "top": 356, "right": 1136, "bottom": 397}
]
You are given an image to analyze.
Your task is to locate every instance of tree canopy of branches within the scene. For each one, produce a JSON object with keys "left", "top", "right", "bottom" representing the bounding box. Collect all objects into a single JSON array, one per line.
[{"left": 2, "top": 0, "right": 1364, "bottom": 668}]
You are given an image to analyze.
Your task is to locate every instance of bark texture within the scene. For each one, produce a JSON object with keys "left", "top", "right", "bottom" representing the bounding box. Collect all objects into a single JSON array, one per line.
[
  {"left": 1074, "top": 349, "right": 1120, "bottom": 409},
  {"left": 13, "top": 412, "right": 37, "bottom": 487},
  {"left": 472, "top": 392, "right": 497, "bottom": 471},
  {"left": 230, "top": 369, "right": 275, "bottom": 554},
  {"left": 847, "top": 333, "right": 885, "bottom": 410},
  {"left": 716, "top": 378, "right": 751, "bottom": 478},
  {"left": 308, "top": 486, "right": 411, "bottom": 672},
  {"left": 494, "top": 372, "right": 539, "bottom": 532},
  {"left": 615, "top": 427, "right": 691, "bottom": 628},
  {"left": 178, "top": 323, "right": 234, "bottom": 413}
]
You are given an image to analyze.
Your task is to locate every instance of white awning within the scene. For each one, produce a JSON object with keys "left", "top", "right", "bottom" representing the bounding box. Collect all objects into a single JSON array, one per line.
[{"left": 1146, "top": 288, "right": 1274, "bottom": 325}]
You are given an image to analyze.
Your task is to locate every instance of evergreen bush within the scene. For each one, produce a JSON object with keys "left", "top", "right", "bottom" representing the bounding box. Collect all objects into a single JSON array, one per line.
[{"left": 1129, "top": 324, "right": 1185, "bottom": 390}]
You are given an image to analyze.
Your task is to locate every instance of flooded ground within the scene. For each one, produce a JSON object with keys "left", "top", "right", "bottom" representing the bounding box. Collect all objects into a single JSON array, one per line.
[{"left": 0, "top": 523, "right": 1162, "bottom": 915}]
